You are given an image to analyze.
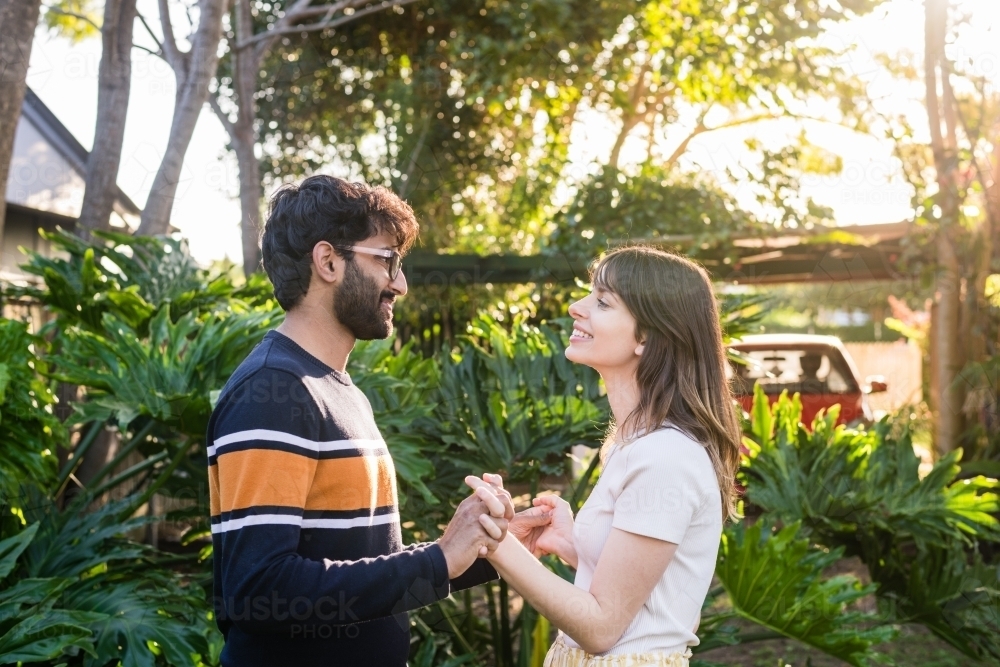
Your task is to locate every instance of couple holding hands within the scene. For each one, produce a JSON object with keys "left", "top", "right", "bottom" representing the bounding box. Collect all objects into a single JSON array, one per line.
[{"left": 206, "top": 175, "right": 740, "bottom": 667}]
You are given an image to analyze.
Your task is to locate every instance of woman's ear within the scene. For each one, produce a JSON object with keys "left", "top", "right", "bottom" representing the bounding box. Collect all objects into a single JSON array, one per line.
[{"left": 635, "top": 343, "right": 645, "bottom": 356}]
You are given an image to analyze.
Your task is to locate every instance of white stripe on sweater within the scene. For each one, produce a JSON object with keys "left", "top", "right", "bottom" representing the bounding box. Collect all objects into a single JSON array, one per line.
[
  {"left": 207, "top": 429, "right": 386, "bottom": 458},
  {"left": 210, "top": 512, "right": 400, "bottom": 534}
]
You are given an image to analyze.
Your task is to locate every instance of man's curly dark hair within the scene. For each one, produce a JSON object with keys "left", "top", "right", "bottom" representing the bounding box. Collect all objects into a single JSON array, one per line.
[{"left": 260, "top": 175, "right": 419, "bottom": 311}]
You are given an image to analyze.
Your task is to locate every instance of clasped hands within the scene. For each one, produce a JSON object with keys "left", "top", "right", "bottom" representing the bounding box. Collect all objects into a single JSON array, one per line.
[{"left": 437, "top": 473, "right": 577, "bottom": 578}]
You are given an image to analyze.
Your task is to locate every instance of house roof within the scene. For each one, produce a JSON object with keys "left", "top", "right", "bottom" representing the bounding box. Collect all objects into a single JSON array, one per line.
[{"left": 19, "top": 86, "right": 141, "bottom": 219}]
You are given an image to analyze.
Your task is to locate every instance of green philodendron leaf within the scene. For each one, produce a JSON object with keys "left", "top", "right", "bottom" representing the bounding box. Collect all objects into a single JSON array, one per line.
[
  {"left": 0, "top": 320, "right": 63, "bottom": 493},
  {"left": 54, "top": 304, "right": 278, "bottom": 433},
  {"left": 0, "top": 523, "right": 39, "bottom": 581},
  {"left": 0, "top": 610, "right": 102, "bottom": 664},
  {"left": 21, "top": 496, "right": 156, "bottom": 580},
  {"left": 432, "top": 315, "right": 607, "bottom": 482},
  {"left": 385, "top": 434, "right": 439, "bottom": 506},
  {"left": 716, "top": 521, "right": 893, "bottom": 667},
  {"left": 66, "top": 575, "right": 208, "bottom": 667},
  {"left": 0, "top": 577, "right": 74, "bottom": 621},
  {"left": 750, "top": 383, "right": 772, "bottom": 445},
  {"left": 0, "top": 363, "right": 10, "bottom": 404},
  {"left": 742, "top": 395, "right": 1000, "bottom": 660}
]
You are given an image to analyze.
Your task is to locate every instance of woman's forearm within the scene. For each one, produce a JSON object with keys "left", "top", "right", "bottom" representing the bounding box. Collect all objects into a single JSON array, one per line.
[
  {"left": 556, "top": 542, "right": 579, "bottom": 570},
  {"left": 488, "top": 537, "right": 621, "bottom": 653}
]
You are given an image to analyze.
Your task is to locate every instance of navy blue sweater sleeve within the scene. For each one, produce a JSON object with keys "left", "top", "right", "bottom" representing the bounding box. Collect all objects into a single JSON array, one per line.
[
  {"left": 450, "top": 559, "right": 500, "bottom": 591},
  {"left": 405, "top": 542, "right": 499, "bottom": 591}
]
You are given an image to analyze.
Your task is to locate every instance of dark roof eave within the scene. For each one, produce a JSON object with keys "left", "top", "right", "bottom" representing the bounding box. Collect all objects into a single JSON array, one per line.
[{"left": 21, "top": 87, "right": 142, "bottom": 218}]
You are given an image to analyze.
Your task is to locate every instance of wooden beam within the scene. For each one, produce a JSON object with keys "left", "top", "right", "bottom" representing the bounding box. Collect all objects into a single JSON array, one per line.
[{"left": 403, "top": 241, "right": 913, "bottom": 287}]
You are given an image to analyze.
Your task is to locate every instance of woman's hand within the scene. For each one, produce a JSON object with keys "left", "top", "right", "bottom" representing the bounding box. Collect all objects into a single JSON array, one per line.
[
  {"left": 530, "top": 494, "right": 578, "bottom": 569},
  {"left": 508, "top": 506, "right": 552, "bottom": 557}
]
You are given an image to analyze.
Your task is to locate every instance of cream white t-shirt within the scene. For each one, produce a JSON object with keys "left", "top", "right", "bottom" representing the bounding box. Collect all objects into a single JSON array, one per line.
[{"left": 561, "top": 426, "right": 722, "bottom": 655}]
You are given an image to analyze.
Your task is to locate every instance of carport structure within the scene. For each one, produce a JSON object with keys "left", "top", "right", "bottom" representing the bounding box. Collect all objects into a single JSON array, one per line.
[{"left": 401, "top": 221, "right": 916, "bottom": 287}]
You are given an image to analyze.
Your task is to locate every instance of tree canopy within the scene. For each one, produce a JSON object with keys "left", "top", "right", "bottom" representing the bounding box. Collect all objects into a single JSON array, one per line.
[{"left": 255, "top": 0, "right": 884, "bottom": 256}]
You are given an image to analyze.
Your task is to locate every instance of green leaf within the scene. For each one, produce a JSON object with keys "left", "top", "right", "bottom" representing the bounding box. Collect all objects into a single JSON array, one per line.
[
  {"left": 0, "top": 609, "right": 101, "bottom": 663},
  {"left": 0, "top": 363, "right": 10, "bottom": 404},
  {"left": 750, "top": 382, "right": 772, "bottom": 445},
  {"left": 0, "top": 523, "right": 39, "bottom": 581},
  {"left": 0, "top": 577, "right": 73, "bottom": 623},
  {"left": 742, "top": 405, "right": 1000, "bottom": 660},
  {"left": 66, "top": 574, "right": 208, "bottom": 667},
  {"left": 716, "top": 521, "right": 893, "bottom": 666}
]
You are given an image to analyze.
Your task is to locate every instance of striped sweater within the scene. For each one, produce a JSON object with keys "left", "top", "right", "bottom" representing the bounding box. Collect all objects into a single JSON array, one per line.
[{"left": 208, "top": 331, "right": 496, "bottom": 666}]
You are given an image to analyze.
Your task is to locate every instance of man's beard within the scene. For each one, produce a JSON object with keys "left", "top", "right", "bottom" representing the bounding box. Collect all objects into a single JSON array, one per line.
[{"left": 334, "top": 260, "right": 395, "bottom": 340}]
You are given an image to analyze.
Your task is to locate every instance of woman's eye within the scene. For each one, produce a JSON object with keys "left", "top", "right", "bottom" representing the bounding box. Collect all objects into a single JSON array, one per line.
[{"left": 597, "top": 299, "right": 609, "bottom": 309}]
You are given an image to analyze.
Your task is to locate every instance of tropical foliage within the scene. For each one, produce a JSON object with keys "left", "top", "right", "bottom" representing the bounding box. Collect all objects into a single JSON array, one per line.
[
  {"left": 0, "top": 320, "right": 61, "bottom": 502},
  {"left": 742, "top": 386, "right": 1000, "bottom": 661}
]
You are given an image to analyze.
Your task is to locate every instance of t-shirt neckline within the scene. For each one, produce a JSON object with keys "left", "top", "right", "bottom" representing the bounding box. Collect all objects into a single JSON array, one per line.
[{"left": 266, "top": 330, "right": 353, "bottom": 386}]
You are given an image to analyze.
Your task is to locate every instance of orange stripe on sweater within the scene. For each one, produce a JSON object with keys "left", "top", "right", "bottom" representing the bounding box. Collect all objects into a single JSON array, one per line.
[{"left": 211, "top": 449, "right": 396, "bottom": 517}]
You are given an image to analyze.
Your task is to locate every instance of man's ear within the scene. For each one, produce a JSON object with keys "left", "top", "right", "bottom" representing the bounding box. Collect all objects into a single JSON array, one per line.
[{"left": 312, "top": 241, "right": 339, "bottom": 285}]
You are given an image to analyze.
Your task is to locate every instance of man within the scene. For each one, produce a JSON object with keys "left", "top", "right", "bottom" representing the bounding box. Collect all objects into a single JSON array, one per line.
[
  {"left": 798, "top": 352, "right": 827, "bottom": 393},
  {"left": 207, "top": 175, "right": 518, "bottom": 666}
]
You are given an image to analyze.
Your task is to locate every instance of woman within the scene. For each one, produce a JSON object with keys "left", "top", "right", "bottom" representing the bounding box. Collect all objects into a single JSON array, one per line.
[{"left": 467, "top": 246, "right": 742, "bottom": 667}]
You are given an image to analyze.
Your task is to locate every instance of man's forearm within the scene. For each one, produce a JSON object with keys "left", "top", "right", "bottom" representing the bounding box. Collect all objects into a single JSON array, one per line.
[
  {"left": 221, "top": 542, "right": 451, "bottom": 632},
  {"left": 450, "top": 558, "right": 499, "bottom": 591},
  {"left": 404, "top": 542, "right": 499, "bottom": 591}
]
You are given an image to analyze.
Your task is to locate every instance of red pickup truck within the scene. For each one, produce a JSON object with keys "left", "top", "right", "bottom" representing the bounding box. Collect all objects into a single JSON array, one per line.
[{"left": 728, "top": 334, "right": 887, "bottom": 427}]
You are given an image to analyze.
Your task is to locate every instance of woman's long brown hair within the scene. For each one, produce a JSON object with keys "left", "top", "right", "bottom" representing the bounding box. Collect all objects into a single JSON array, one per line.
[{"left": 593, "top": 245, "right": 742, "bottom": 521}]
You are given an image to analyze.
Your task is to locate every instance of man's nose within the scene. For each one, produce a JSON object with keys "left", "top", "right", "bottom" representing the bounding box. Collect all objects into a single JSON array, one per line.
[{"left": 391, "top": 269, "right": 408, "bottom": 296}]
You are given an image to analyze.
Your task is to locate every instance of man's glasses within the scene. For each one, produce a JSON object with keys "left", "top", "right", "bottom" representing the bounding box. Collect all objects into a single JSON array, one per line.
[{"left": 336, "top": 245, "right": 403, "bottom": 280}]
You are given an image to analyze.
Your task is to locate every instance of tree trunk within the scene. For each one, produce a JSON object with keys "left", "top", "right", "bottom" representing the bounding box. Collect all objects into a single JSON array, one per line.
[
  {"left": 933, "top": 235, "right": 964, "bottom": 455},
  {"left": 925, "top": 0, "right": 964, "bottom": 453},
  {"left": 136, "top": 0, "right": 226, "bottom": 235},
  {"left": 233, "top": 0, "right": 264, "bottom": 275},
  {"left": 0, "top": 0, "right": 43, "bottom": 250},
  {"left": 77, "top": 0, "right": 137, "bottom": 240},
  {"left": 234, "top": 126, "right": 263, "bottom": 275}
]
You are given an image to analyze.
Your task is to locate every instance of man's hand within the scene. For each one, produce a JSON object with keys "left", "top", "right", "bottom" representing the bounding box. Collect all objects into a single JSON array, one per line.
[
  {"left": 438, "top": 488, "right": 511, "bottom": 579},
  {"left": 468, "top": 474, "right": 515, "bottom": 521}
]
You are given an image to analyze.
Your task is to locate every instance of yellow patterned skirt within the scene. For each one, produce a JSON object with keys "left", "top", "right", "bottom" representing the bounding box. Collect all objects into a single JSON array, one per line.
[{"left": 542, "top": 635, "right": 692, "bottom": 667}]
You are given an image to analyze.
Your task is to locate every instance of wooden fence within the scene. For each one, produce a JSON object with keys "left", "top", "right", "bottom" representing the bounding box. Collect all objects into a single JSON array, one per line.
[{"left": 844, "top": 340, "right": 923, "bottom": 416}]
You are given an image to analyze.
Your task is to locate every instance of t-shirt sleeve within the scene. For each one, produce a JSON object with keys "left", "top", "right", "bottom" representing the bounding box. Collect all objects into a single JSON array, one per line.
[{"left": 611, "top": 436, "right": 708, "bottom": 544}]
